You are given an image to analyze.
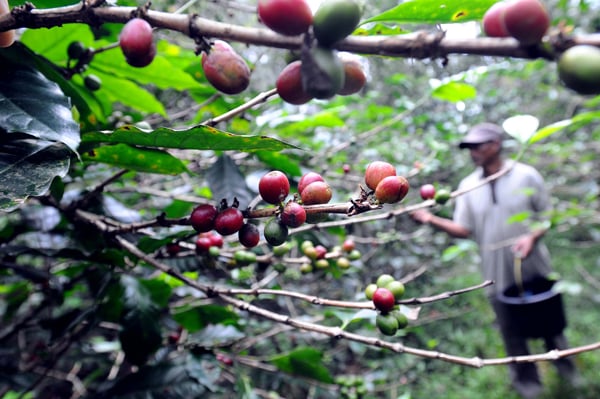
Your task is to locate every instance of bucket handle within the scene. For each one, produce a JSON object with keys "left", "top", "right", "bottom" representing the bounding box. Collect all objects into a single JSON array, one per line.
[{"left": 513, "top": 254, "right": 524, "bottom": 296}]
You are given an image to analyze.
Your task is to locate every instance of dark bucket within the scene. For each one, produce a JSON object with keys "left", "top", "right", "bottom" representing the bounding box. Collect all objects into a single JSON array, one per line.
[{"left": 497, "top": 277, "right": 566, "bottom": 338}]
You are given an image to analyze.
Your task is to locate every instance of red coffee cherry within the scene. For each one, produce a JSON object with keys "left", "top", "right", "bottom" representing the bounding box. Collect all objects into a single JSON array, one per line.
[
  {"left": 374, "top": 175, "right": 409, "bottom": 204},
  {"left": 300, "top": 181, "right": 332, "bottom": 205},
  {"left": 372, "top": 287, "right": 396, "bottom": 313},
  {"left": 314, "top": 245, "right": 327, "bottom": 260},
  {"left": 190, "top": 204, "right": 218, "bottom": 232},
  {"left": 259, "top": 170, "right": 290, "bottom": 204},
  {"left": 298, "top": 172, "right": 325, "bottom": 196},
  {"left": 276, "top": 61, "right": 313, "bottom": 105},
  {"left": 214, "top": 207, "right": 244, "bottom": 236},
  {"left": 482, "top": 1, "right": 510, "bottom": 37},
  {"left": 342, "top": 238, "right": 355, "bottom": 252},
  {"left": 280, "top": 202, "right": 307, "bottom": 227},
  {"left": 364, "top": 161, "right": 396, "bottom": 191},
  {"left": 119, "top": 18, "right": 156, "bottom": 68},
  {"left": 202, "top": 40, "right": 251, "bottom": 95},
  {"left": 257, "top": 0, "right": 313, "bottom": 36},
  {"left": 238, "top": 223, "right": 260, "bottom": 248},
  {"left": 195, "top": 236, "right": 214, "bottom": 253},
  {"left": 337, "top": 55, "right": 367, "bottom": 96},
  {"left": 419, "top": 184, "right": 436, "bottom": 200},
  {"left": 503, "top": 0, "right": 549, "bottom": 45}
]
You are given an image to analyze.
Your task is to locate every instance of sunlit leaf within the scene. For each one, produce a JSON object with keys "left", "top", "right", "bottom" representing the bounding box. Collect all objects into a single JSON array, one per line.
[
  {"left": 362, "top": 0, "right": 497, "bottom": 25},
  {"left": 82, "top": 144, "right": 187, "bottom": 175},
  {"left": 270, "top": 347, "right": 334, "bottom": 383},
  {"left": 431, "top": 82, "right": 477, "bottom": 103},
  {"left": 502, "top": 114, "right": 539, "bottom": 144}
]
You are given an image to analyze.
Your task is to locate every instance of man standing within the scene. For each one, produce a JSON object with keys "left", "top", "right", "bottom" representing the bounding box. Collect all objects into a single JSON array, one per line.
[{"left": 411, "top": 123, "right": 578, "bottom": 398}]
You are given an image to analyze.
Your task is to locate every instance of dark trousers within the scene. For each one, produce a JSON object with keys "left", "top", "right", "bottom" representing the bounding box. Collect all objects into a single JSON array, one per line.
[{"left": 490, "top": 299, "right": 578, "bottom": 398}]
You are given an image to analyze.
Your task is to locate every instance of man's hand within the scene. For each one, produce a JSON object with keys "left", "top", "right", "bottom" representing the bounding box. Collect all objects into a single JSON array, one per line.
[
  {"left": 411, "top": 209, "right": 433, "bottom": 224},
  {"left": 512, "top": 234, "right": 536, "bottom": 258}
]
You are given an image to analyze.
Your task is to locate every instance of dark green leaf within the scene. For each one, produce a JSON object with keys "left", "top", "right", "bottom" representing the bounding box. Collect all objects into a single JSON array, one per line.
[
  {"left": 140, "top": 278, "right": 173, "bottom": 308},
  {"left": 82, "top": 125, "right": 299, "bottom": 152},
  {"left": 82, "top": 144, "right": 188, "bottom": 175},
  {"left": 190, "top": 324, "right": 245, "bottom": 347},
  {"left": 0, "top": 138, "right": 71, "bottom": 211},
  {"left": 270, "top": 347, "right": 334, "bottom": 383},
  {"left": 206, "top": 154, "right": 253, "bottom": 208},
  {"left": 172, "top": 304, "right": 239, "bottom": 333},
  {"left": 362, "top": 0, "right": 497, "bottom": 25},
  {"left": 0, "top": 53, "right": 80, "bottom": 152}
]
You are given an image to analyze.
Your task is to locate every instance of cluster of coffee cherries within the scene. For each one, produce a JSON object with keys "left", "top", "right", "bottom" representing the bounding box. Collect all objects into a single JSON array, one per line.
[
  {"left": 190, "top": 201, "right": 260, "bottom": 252},
  {"left": 364, "top": 161, "right": 410, "bottom": 204},
  {"left": 419, "top": 183, "right": 451, "bottom": 205},
  {"left": 260, "top": 170, "right": 333, "bottom": 246},
  {"left": 365, "top": 274, "right": 408, "bottom": 336},
  {"left": 298, "top": 238, "right": 361, "bottom": 273}
]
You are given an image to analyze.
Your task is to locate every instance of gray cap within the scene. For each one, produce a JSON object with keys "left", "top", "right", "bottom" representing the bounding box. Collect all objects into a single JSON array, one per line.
[{"left": 458, "top": 123, "right": 505, "bottom": 149}]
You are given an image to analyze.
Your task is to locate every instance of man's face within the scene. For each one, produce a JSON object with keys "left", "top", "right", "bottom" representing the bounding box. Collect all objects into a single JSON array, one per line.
[{"left": 464, "top": 141, "right": 499, "bottom": 166}]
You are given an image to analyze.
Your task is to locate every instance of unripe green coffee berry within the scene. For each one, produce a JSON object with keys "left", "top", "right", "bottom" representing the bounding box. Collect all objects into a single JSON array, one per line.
[
  {"left": 385, "top": 280, "right": 405, "bottom": 300},
  {"left": 314, "top": 259, "right": 329, "bottom": 269},
  {"left": 376, "top": 274, "right": 395, "bottom": 288},
  {"left": 264, "top": 218, "right": 289, "bottom": 246},
  {"left": 364, "top": 283, "right": 378, "bottom": 300},
  {"left": 84, "top": 74, "right": 102, "bottom": 91},
  {"left": 376, "top": 313, "right": 399, "bottom": 336},
  {"left": 392, "top": 310, "right": 409, "bottom": 329}
]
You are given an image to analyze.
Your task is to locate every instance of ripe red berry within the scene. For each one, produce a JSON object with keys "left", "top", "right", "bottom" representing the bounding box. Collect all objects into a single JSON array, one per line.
[
  {"left": 238, "top": 223, "right": 260, "bottom": 248},
  {"left": 342, "top": 238, "right": 355, "bottom": 252},
  {"left": 298, "top": 172, "right": 325, "bottom": 196},
  {"left": 419, "top": 184, "right": 436, "bottom": 200},
  {"left": 300, "top": 181, "right": 332, "bottom": 205},
  {"left": 372, "top": 287, "right": 396, "bottom": 313},
  {"left": 259, "top": 170, "right": 290, "bottom": 204},
  {"left": 365, "top": 161, "right": 396, "bottom": 191},
  {"left": 374, "top": 175, "right": 410, "bottom": 204},
  {"left": 257, "top": 0, "right": 313, "bottom": 36},
  {"left": 119, "top": 18, "right": 156, "bottom": 68},
  {"left": 337, "top": 55, "right": 367, "bottom": 96},
  {"left": 314, "top": 245, "right": 327, "bottom": 259},
  {"left": 195, "top": 236, "right": 213, "bottom": 253},
  {"left": 202, "top": 40, "right": 250, "bottom": 95},
  {"left": 280, "top": 202, "right": 307, "bottom": 227},
  {"left": 503, "top": 0, "right": 549, "bottom": 45},
  {"left": 482, "top": 1, "right": 510, "bottom": 37},
  {"left": 209, "top": 233, "right": 224, "bottom": 248},
  {"left": 276, "top": 61, "right": 313, "bottom": 105},
  {"left": 214, "top": 207, "right": 244, "bottom": 236},
  {"left": 190, "top": 204, "right": 218, "bottom": 232}
]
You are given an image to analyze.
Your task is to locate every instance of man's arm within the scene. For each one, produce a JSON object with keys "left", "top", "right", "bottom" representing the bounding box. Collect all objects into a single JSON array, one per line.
[{"left": 411, "top": 209, "right": 471, "bottom": 239}]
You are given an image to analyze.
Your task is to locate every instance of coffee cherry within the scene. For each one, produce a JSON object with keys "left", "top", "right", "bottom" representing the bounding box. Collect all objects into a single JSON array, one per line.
[
  {"left": 374, "top": 175, "right": 409, "bottom": 204},
  {"left": 300, "top": 263, "right": 313, "bottom": 273},
  {"left": 376, "top": 274, "right": 395, "bottom": 288},
  {"left": 208, "top": 233, "right": 224, "bottom": 248},
  {"left": 202, "top": 40, "right": 250, "bottom": 95},
  {"left": 264, "top": 218, "right": 289, "bottom": 246},
  {"left": 365, "top": 161, "right": 396, "bottom": 191},
  {"left": 238, "top": 223, "right": 260, "bottom": 248},
  {"left": 313, "top": 0, "right": 362, "bottom": 47},
  {"left": 342, "top": 164, "right": 351, "bottom": 174},
  {"left": 347, "top": 249, "right": 361, "bottom": 260},
  {"left": 392, "top": 310, "right": 409, "bottom": 329},
  {"left": 234, "top": 250, "right": 257, "bottom": 264},
  {"left": 300, "top": 181, "right": 332, "bottom": 205},
  {"left": 190, "top": 204, "right": 218, "bottom": 232},
  {"left": 166, "top": 243, "right": 182, "bottom": 256},
  {"left": 385, "top": 280, "right": 405, "bottom": 301},
  {"left": 298, "top": 172, "right": 325, "bottom": 195},
  {"left": 272, "top": 242, "right": 292, "bottom": 256},
  {"left": 214, "top": 207, "right": 244, "bottom": 236},
  {"left": 482, "top": 1, "right": 510, "bottom": 37},
  {"left": 376, "top": 313, "right": 399, "bottom": 336},
  {"left": 195, "top": 236, "right": 213, "bottom": 253},
  {"left": 119, "top": 18, "right": 156, "bottom": 68},
  {"left": 558, "top": 45, "right": 600, "bottom": 95},
  {"left": 372, "top": 287, "right": 396, "bottom": 313},
  {"left": 258, "top": 0, "right": 313, "bottom": 36},
  {"left": 503, "top": 0, "right": 549, "bottom": 45},
  {"left": 314, "top": 245, "right": 327, "bottom": 259},
  {"left": 259, "top": 170, "right": 290, "bottom": 204},
  {"left": 336, "top": 257, "right": 350, "bottom": 269},
  {"left": 364, "top": 283, "right": 378, "bottom": 300},
  {"left": 419, "top": 183, "right": 436, "bottom": 200},
  {"left": 280, "top": 202, "right": 307, "bottom": 227},
  {"left": 276, "top": 61, "right": 313, "bottom": 105},
  {"left": 434, "top": 188, "right": 451, "bottom": 205},
  {"left": 84, "top": 74, "right": 102, "bottom": 91},
  {"left": 67, "top": 41, "right": 87, "bottom": 60},
  {"left": 315, "top": 259, "right": 330, "bottom": 269},
  {"left": 338, "top": 55, "right": 367, "bottom": 95},
  {"left": 342, "top": 238, "right": 355, "bottom": 252}
]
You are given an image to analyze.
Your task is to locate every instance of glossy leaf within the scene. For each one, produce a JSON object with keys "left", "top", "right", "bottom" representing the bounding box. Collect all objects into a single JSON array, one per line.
[
  {"left": 270, "top": 347, "right": 334, "bottom": 383},
  {"left": 362, "top": 0, "right": 497, "bottom": 24},
  {"left": 0, "top": 138, "right": 71, "bottom": 211},
  {"left": 82, "top": 125, "right": 298, "bottom": 152},
  {"left": 0, "top": 54, "right": 80, "bottom": 152},
  {"left": 81, "top": 144, "right": 188, "bottom": 175},
  {"left": 172, "top": 304, "right": 239, "bottom": 333},
  {"left": 206, "top": 154, "right": 253, "bottom": 209},
  {"left": 431, "top": 82, "right": 477, "bottom": 103}
]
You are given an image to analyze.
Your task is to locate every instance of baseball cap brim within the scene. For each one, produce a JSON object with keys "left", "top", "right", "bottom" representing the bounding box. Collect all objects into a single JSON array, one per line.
[{"left": 458, "top": 123, "right": 505, "bottom": 149}]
